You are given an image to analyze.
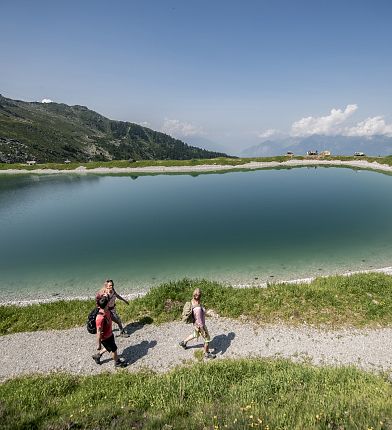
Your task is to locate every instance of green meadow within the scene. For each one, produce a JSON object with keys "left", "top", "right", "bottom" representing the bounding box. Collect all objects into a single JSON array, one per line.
[{"left": 2, "top": 273, "right": 392, "bottom": 335}]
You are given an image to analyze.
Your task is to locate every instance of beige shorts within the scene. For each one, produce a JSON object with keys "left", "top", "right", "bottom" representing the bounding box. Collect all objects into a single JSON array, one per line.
[{"left": 193, "top": 325, "right": 211, "bottom": 343}]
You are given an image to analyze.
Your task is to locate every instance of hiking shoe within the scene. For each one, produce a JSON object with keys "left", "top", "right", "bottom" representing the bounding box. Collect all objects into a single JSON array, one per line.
[
  {"left": 114, "top": 359, "right": 127, "bottom": 368},
  {"left": 204, "top": 352, "right": 216, "bottom": 359},
  {"left": 179, "top": 341, "right": 188, "bottom": 350},
  {"left": 92, "top": 354, "right": 101, "bottom": 365},
  {"left": 118, "top": 331, "right": 130, "bottom": 338}
]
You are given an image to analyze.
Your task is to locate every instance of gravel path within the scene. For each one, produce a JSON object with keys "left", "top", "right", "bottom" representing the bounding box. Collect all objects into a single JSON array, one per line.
[{"left": 1, "top": 317, "right": 392, "bottom": 382}]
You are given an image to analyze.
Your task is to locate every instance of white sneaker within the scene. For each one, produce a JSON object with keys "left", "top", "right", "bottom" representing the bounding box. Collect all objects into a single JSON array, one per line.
[{"left": 204, "top": 352, "right": 216, "bottom": 359}]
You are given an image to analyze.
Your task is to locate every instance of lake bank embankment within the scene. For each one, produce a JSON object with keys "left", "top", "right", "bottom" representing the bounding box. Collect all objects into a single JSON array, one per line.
[
  {"left": 1, "top": 158, "right": 392, "bottom": 175},
  {"left": 3, "top": 273, "right": 392, "bottom": 336},
  {"left": 3, "top": 266, "right": 392, "bottom": 307}
]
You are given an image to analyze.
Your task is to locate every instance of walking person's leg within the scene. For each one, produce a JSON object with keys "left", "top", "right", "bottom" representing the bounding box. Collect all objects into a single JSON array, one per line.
[
  {"left": 92, "top": 347, "right": 107, "bottom": 364},
  {"left": 201, "top": 326, "right": 215, "bottom": 359},
  {"left": 179, "top": 328, "right": 198, "bottom": 349},
  {"left": 101, "top": 334, "right": 127, "bottom": 368},
  {"left": 110, "top": 308, "right": 129, "bottom": 337}
]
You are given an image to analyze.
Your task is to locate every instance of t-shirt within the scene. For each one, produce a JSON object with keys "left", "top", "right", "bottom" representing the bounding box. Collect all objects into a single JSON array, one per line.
[
  {"left": 96, "top": 309, "right": 112, "bottom": 340},
  {"left": 192, "top": 304, "right": 205, "bottom": 327},
  {"left": 95, "top": 290, "right": 116, "bottom": 309},
  {"left": 107, "top": 289, "right": 116, "bottom": 308}
]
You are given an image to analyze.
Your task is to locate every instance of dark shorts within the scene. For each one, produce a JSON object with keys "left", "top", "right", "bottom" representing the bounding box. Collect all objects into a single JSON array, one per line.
[{"left": 102, "top": 334, "right": 117, "bottom": 353}]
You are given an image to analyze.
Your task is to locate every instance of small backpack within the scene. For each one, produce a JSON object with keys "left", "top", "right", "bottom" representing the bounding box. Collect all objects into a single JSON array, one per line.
[
  {"left": 87, "top": 308, "right": 100, "bottom": 334},
  {"left": 182, "top": 301, "right": 195, "bottom": 324}
]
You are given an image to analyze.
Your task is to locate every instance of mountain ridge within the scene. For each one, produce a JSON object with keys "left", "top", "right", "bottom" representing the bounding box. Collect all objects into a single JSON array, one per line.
[{"left": 0, "top": 95, "right": 229, "bottom": 163}]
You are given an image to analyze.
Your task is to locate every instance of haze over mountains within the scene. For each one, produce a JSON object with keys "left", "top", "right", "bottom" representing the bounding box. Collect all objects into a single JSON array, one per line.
[
  {"left": 242, "top": 135, "right": 392, "bottom": 157},
  {"left": 0, "top": 95, "right": 228, "bottom": 163}
]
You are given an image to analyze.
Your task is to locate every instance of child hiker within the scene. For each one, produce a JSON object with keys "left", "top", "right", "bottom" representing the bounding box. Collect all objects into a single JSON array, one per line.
[{"left": 179, "top": 288, "right": 216, "bottom": 359}]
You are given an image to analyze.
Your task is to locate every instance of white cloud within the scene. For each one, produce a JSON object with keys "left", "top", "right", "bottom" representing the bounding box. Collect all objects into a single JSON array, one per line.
[
  {"left": 345, "top": 116, "right": 392, "bottom": 137},
  {"left": 41, "top": 98, "right": 53, "bottom": 103},
  {"left": 161, "top": 118, "right": 204, "bottom": 138},
  {"left": 139, "top": 121, "right": 151, "bottom": 128},
  {"left": 291, "top": 104, "right": 358, "bottom": 137},
  {"left": 255, "top": 104, "right": 392, "bottom": 141},
  {"left": 257, "top": 129, "right": 280, "bottom": 139}
]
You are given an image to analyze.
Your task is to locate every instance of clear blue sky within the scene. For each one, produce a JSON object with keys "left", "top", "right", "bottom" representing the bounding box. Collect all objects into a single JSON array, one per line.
[{"left": 2, "top": 0, "right": 392, "bottom": 152}]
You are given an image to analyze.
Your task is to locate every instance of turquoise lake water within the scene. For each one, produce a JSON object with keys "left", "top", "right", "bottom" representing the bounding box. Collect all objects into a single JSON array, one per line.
[{"left": 1, "top": 167, "right": 392, "bottom": 301}]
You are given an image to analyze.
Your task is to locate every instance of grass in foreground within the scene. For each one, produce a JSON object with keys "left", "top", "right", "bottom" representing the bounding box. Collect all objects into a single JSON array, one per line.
[
  {"left": 1, "top": 273, "right": 392, "bottom": 335},
  {"left": 0, "top": 359, "right": 391, "bottom": 429}
]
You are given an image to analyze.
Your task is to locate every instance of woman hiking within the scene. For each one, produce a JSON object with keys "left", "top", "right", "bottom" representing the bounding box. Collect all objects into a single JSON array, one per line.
[{"left": 96, "top": 279, "right": 129, "bottom": 337}]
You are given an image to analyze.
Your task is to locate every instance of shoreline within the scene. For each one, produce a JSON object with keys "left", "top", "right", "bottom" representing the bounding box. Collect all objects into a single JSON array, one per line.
[
  {"left": 3, "top": 265, "right": 392, "bottom": 307},
  {"left": 1, "top": 158, "right": 392, "bottom": 175}
]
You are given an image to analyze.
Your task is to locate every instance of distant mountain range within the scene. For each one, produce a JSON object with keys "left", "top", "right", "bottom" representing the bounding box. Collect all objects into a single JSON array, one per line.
[
  {"left": 242, "top": 135, "right": 392, "bottom": 157},
  {"left": 0, "top": 95, "right": 228, "bottom": 163}
]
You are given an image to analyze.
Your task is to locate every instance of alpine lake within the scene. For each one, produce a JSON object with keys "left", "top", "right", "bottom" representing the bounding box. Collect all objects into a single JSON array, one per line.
[{"left": 1, "top": 166, "right": 392, "bottom": 302}]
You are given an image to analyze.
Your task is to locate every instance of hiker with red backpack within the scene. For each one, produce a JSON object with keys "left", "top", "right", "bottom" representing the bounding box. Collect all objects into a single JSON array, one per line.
[
  {"left": 92, "top": 295, "right": 127, "bottom": 367},
  {"left": 179, "top": 288, "right": 216, "bottom": 359}
]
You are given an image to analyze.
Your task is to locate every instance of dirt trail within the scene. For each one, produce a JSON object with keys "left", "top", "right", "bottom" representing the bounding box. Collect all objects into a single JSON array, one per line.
[{"left": 1, "top": 317, "right": 392, "bottom": 381}]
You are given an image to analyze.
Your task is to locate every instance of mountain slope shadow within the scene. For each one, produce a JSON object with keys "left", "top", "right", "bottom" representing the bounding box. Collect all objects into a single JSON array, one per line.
[
  {"left": 211, "top": 332, "right": 235, "bottom": 355},
  {"left": 122, "top": 340, "right": 157, "bottom": 365}
]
